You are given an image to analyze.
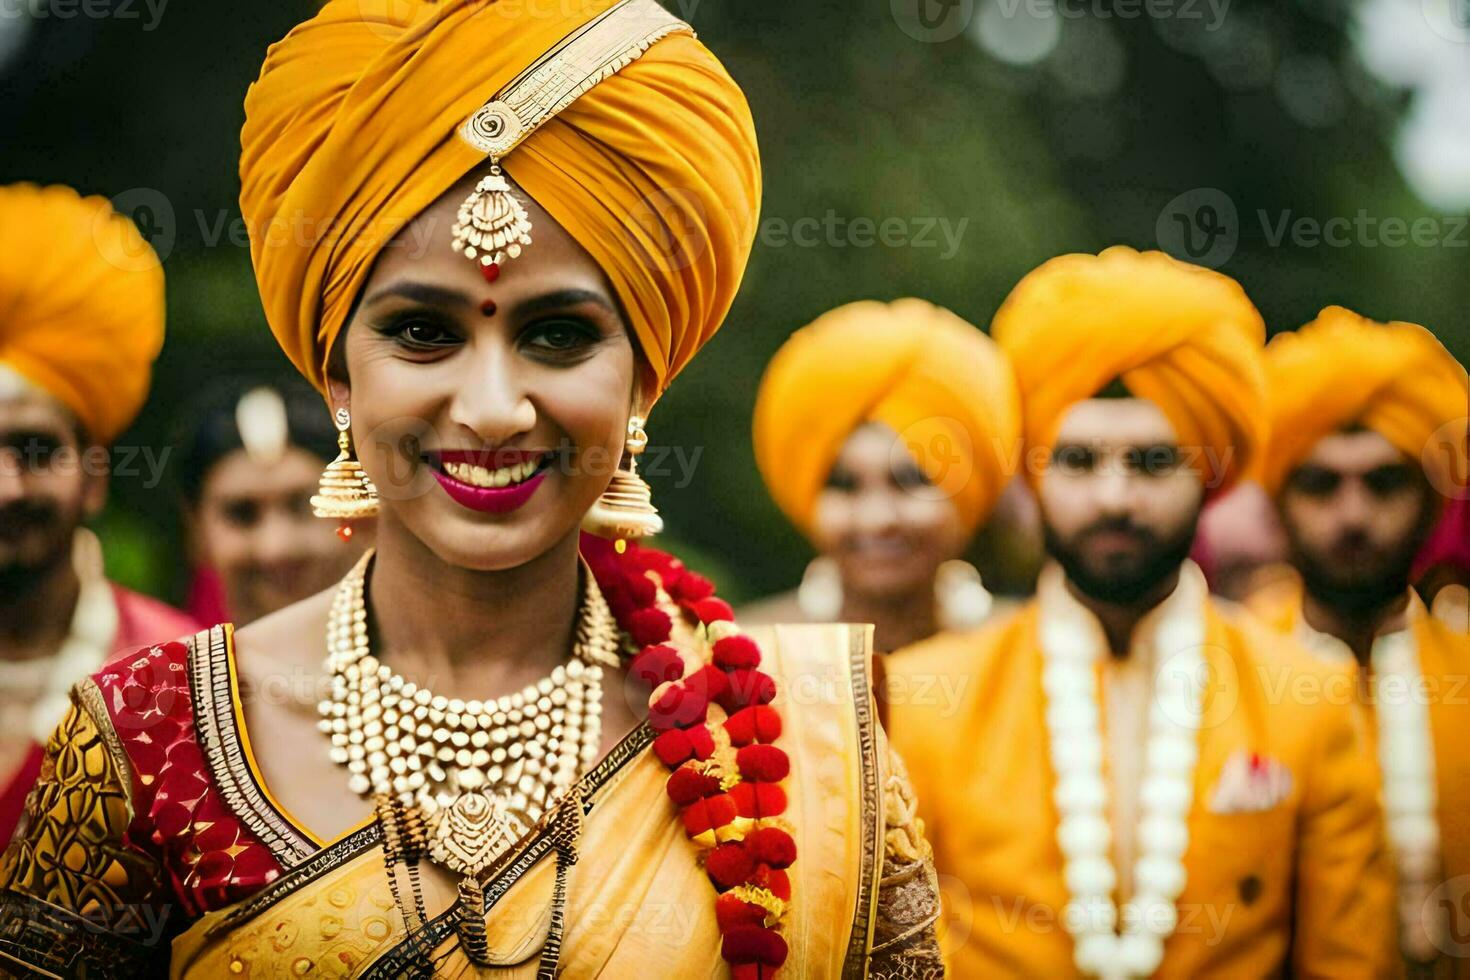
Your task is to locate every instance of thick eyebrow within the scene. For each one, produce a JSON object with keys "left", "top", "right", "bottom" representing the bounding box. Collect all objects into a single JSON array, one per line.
[
  {"left": 361, "top": 281, "right": 474, "bottom": 309},
  {"left": 510, "top": 288, "right": 619, "bottom": 321},
  {"left": 0, "top": 427, "right": 69, "bottom": 447},
  {"left": 1132, "top": 443, "right": 1181, "bottom": 458}
]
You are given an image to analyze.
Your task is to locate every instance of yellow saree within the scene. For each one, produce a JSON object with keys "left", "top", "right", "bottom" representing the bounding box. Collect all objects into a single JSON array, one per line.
[{"left": 0, "top": 622, "right": 941, "bottom": 978}]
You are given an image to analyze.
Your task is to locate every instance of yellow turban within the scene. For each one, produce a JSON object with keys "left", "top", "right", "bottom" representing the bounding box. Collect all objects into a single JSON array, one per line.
[
  {"left": 1261, "top": 306, "right": 1468, "bottom": 495},
  {"left": 752, "top": 299, "right": 1021, "bottom": 538},
  {"left": 239, "top": 0, "right": 760, "bottom": 403},
  {"left": 0, "top": 183, "right": 164, "bottom": 445},
  {"left": 991, "top": 246, "right": 1266, "bottom": 495}
]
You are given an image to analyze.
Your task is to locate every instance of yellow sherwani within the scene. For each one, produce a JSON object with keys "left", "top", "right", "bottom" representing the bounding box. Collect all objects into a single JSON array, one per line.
[
  {"left": 1248, "top": 574, "right": 1470, "bottom": 978},
  {"left": 885, "top": 565, "right": 1395, "bottom": 978}
]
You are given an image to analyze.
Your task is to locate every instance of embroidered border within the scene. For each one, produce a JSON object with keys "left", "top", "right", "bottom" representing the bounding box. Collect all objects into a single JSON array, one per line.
[
  {"left": 843, "top": 624, "right": 884, "bottom": 978},
  {"left": 188, "top": 626, "right": 317, "bottom": 866},
  {"left": 73, "top": 676, "right": 134, "bottom": 814},
  {"left": 201, "top": 823, "right": 384, "bottom": 940}
]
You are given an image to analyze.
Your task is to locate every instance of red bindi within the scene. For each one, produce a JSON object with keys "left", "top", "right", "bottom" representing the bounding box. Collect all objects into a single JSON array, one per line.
[{"left": 479, "top": 299, "right": 498, "bottom": 317}]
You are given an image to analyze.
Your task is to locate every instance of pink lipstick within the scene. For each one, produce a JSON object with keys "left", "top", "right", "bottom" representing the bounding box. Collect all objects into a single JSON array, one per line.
[{"left": 427, "top": 449, "right": 550, "bottom": 515}]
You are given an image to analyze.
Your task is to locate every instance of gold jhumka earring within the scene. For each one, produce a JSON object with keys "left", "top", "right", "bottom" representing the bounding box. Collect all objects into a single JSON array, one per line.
[
  {"left": 582, "top": 414, "right": 663, "bottom": 552},
  {"left": 310, "top": 407, "right": 379, "bottom": 539}
]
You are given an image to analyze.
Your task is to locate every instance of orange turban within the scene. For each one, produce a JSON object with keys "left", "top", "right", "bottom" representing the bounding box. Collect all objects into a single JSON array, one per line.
[
  {"left": 239, "top": 0, "right": 760, "bottom": 403},
  {"left": 991, "top": 246, "right": 1266, "bottom": 495},
  {"left": 1261, "top": 306, "right": 1468, "bottom": 496},
  {"left": 0, "top": 183, "right": 165, "bottom": 445},
  {"left": 752, "top": 299, "right": 1021, "bottom": 538}
]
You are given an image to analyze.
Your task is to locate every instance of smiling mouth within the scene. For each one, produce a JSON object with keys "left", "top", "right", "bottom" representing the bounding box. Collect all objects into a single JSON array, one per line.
[
  {"left": 422, "top": 450, "right": 556, "bottom": 515},
  {"left": 424, "top": 451, "right": 553, "bottom": 488}
]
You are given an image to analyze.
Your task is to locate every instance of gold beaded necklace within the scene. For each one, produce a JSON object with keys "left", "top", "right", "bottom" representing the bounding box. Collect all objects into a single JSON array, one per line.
[{"left": 317, "top": 549, "right": 621, "bottom": 878}]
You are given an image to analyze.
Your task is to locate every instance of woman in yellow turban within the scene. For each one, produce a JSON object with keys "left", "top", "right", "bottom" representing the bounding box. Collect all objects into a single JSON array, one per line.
[
  {"left": 0, "top": 3, "right": 942, "bottom": 977},
  {"left": 744, "top": 299, "right": 1022, "bottom": 652}
]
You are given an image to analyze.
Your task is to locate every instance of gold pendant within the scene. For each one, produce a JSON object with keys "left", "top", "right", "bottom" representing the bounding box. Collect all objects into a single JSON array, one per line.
[
  {"left": 428, "top": 790, "right": 522, "bottom": 876},
  {"left": 450, "top": 164, "right": 533, "bottom": 271}
]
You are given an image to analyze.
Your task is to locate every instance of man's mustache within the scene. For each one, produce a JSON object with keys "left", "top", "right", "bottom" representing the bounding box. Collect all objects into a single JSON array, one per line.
[
  {"left": 1078, "top": 518, "right": 1156, "bottom": 546},
  {"left": 0, "top": 500, "right": 63, "bottom": 538}
]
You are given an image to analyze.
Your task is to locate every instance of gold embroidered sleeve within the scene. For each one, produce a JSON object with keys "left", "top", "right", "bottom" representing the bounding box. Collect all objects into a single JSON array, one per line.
[
  {"left": 869, "top": 742, "right": 944, "bottom": 979},
  {"left": 0, "top": 682, "right": 170, "bottom": 978}
]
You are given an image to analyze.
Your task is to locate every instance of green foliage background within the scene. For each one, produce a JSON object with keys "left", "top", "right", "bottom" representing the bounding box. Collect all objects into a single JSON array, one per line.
[{"left": 2, "top": 0, "right": 1465, "bottom": 603}]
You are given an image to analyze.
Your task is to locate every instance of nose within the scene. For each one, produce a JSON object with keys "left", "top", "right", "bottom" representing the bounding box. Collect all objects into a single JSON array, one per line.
[
  {"left": 447, "top": 343, "right": 537, "bottom": 446},
  {"left": 1334, "top": 478, "right": 1376, "bottom": 527},
  {"left": 251, "top": 505, "right": 304, "bottom": 565},
  {"left": 1091, "top": 460, "right": 1134, "bottom": 517},
  {"left": 852, "top": 485, "right": 903, "bottom": 536}
]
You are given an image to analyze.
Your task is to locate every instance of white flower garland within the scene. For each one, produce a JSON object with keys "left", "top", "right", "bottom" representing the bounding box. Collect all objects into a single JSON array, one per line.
[
  {"left": 1041, "top": 590, "right": 1205, "bottom": 980},
  {"left": 1371, "top": 630, "right": 1444, "bottom": 963}
]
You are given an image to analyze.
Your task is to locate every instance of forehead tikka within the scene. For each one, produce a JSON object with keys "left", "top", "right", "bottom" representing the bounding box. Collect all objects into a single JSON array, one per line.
[{"left": 448, "top": 0, "right": 690, "bottom": 279}]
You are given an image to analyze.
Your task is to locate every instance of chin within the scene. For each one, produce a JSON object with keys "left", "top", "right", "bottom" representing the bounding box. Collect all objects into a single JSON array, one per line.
[
  {"left": 416, "top": 505, "right": 578, "bottom": 572},
  {"left": 846, "top": 567, "right": 932, "bottom": 604}
]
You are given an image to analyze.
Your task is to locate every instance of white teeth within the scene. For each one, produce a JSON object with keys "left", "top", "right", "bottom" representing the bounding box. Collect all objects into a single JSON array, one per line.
[{"left": 442, "top": 458, "right": 540, "bottom": 489}]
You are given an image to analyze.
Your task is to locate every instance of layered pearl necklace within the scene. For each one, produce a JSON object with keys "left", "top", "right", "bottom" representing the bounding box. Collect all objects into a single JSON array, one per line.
[
  {"left": 1370, "top": 630, "right": 1444, "bottom": 964},
  {"left": 1040, "top": 575, "right": 1205, "bottom": 980},
  {"left": 317, "top": 549, "right": 622, "bottom": 875}
]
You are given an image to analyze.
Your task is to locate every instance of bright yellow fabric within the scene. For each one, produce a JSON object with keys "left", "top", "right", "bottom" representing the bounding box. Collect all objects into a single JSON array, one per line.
[
  {"left": 0, "top": 183, "right": 164, "bottom": 444},
  {"left": 885, "top": 594, "right": 1395, "bottom": 978},
  {"left": 1260, "top": 306, "right": 1468, "bottom": 495},
  {"left": 238, "top": 0, "right": 761, "bottom": 402},
  {"left": 751, "top": 299, "right": 1022, "bottom": 538},
  {"left": 169, "top": 623, "right": 885, "bottom": 977},
  {"left": 991, "top": 246, "right": 1266, "bottom": 495},
  {"left": 1248, "top": 574, "right": 1470, "bottom": 978}
]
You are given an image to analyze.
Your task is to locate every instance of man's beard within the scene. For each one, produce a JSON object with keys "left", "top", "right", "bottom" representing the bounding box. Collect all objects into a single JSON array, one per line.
[
  {"left": 0, "top": 499, "right": 75, "bottom": 595},
  {"left": 1293, "top": 532, "right": 1420, "bottom": 618},
  {"left": 1045, "top": 514, "right": 1199, "bottom": 607}
]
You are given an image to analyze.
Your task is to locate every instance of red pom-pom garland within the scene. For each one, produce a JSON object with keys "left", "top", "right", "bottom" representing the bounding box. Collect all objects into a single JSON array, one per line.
[{"left": 585, "top": 535, "right": 795, "bottom": 978}]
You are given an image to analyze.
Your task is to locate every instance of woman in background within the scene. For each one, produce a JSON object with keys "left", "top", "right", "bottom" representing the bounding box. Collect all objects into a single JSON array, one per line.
[
  {"left": 177, "top": 382, "right": 366, "bottom": 626},
  {"left": 0, "top": 2, "right": 943, "bottom": 975},
  {"left": 743, "top": 299, "right": 1022, "bottom": 652}
]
